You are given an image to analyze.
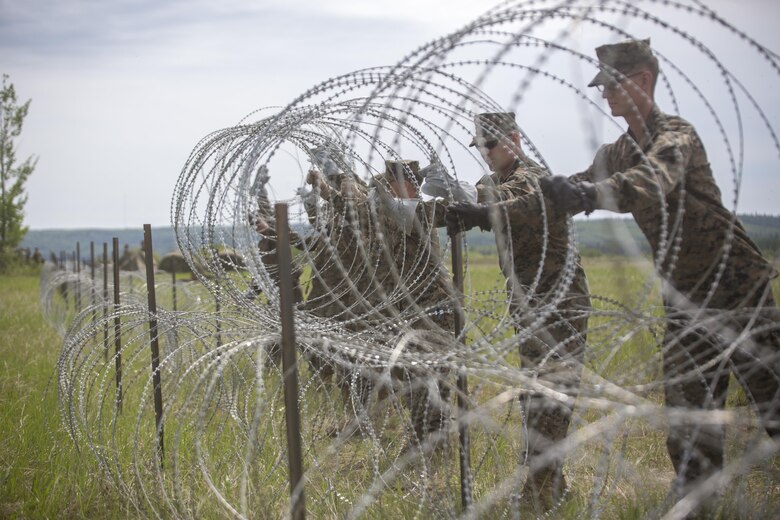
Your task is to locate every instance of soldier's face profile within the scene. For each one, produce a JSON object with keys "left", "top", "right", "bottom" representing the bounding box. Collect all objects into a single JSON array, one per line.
[
  {"left": 478, "top": 132, "right": 519, "bottom": 173},
  {"left": 601, "top": 70, "right": 651, "bottom": 119}
]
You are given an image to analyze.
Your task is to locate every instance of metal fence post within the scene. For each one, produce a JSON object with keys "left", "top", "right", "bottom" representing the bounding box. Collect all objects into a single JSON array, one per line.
[
  {"left": 275, "top": 203, "right": 306, "bottom": 520},
  {"left": 143, "top": 224, "right": 165, "bottom": 470},
  {"left": 451, "top": 232, "right": 473, "bottom": 512},
  {"left": 112, "top": 238, "right": 123, "bottom": 412},
  {"left": 76, "top": 243, "right": 82, "bottom": 311},
  {"left": 103, "top": 243, "right": 109, "bottom": 362}
]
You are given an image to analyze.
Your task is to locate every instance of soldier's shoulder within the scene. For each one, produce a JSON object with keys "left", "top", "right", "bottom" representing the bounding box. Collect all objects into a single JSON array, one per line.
[
  {"left": 511, "top": 158, "right": 548, "bottom": 180},
  {"left": 476, "top": 172, "right": 499, "bottom": 187},
  {"left": 657, "top": 111, "right": 697, "bottom": 133}
]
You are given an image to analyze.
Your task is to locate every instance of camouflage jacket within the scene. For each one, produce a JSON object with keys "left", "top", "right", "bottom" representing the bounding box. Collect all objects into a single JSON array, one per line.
[
  {"left": 377, "top": 194, "right": 455, "bottom": 329},
  {"left": 570, "top": 108, "right": 776, "bottom": 308},
  {"left": 478, "top": 157, "right": 589, "bottom": 303},
  {"left": 302, "top": 181, "right": 374, "bottom": 324}
]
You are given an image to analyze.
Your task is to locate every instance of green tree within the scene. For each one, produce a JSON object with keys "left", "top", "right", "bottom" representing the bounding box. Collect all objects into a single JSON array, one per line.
[{"left": 0, "top": 73, "right": 37, "bottom": 270}]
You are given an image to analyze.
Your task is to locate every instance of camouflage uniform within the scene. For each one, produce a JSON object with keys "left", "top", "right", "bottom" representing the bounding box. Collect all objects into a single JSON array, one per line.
[
  {"left": 247, "top": 168, "right": 305, "bottom": 304},
  {"left": 376, "top": 175, "right": 456, "bottom": 440},
  {"left": 478, "top": 154, "right": 591, "bottom": 502},
  {"left": 570, "top": 102, "right": 780, "bottom": 487},
  {"left": 302, "top": 176, "right": 374, "bottom": 324},
  {"left": 250, "top": 227, "right": 305, "bottom": 303},
  {"left": 345, "top": 160, "right": 457, "bottom": 440},
  {"left": 300, "top": 177, "right": 375, "bottom": 403}
]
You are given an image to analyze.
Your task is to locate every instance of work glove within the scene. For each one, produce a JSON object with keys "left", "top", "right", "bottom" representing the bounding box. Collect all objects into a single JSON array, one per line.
[
  {"left": 310, "top": 146, "right": 342, "bottom": 178},
  {"left": 251, "top": 165, "right": 270, "bottom": 190},
  {"left": 296, "top": 186, "right": 319, "bottom": 216},
  {"left": 538, "top": 176, "right": 596, "bottom": 215},
  {"left": 251, "top": 165, "right": 272, "bottom": 213},
  {"left": 369, "top": 183, "right": 419, "bottom": 235},
  {"left": 446, "top": 202, "right": 491, "bottom": 235},
  {"left": 420, "top": 162, "right": 477, "bottom": 203}
]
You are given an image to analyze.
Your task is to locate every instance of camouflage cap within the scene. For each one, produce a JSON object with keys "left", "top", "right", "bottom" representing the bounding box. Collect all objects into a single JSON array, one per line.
[
  {"left": 588, "top": 38, "right": 657, "bottom": 87},
  {"left": 383, "top": 160, "right": 422, "bottom": 184},
  {"left": 469, "top": 112, "right": 518, "bottom": 147}
]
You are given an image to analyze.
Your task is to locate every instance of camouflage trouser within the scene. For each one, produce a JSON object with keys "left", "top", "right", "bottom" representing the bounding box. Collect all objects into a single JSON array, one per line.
[
  {"left": 309, "top": 335, "right": 451, "bottom": 441},
  {"left": 513, "top": 283, "right": 590, "bottom": 499},
  {"left": 333, "top": 310, "right": 455, "bottom": 441},
  {"left": 299, "top": 278, "right": 356, "bottom": 383},
  {"left": 662, "top": 285, "right": 780, "bottom": 491},
  {"left": 393, "top": 320, "right": 454, "bottom": 443}
]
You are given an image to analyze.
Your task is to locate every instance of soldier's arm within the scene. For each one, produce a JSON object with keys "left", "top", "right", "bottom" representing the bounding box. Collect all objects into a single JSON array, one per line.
[
  {"left": 568, "top": 167, "right": 594, "bottom": 184},
  {"left": 481, "top": 169, "right": 567, "bottom": 221},
  {"left": 422, "top": 199, "right": 448, "bottom": 228},
  {"left": 287, "top": 229, "right": 313, "bottom": 251},
  {"left": 572, "top": 127, "right": 694, "bottom": 213},
  {"left": 255, "top": 217, "right": 313, "bottom": 251}
]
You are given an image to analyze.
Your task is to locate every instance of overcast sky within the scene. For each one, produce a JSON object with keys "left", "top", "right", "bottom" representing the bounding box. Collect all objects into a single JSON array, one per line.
[{"left": 2, "top": 0, "right": 778, "bottom": 230}]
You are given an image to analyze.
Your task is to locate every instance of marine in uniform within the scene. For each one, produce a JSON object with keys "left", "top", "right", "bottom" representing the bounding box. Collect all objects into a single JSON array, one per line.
[
  {"left": 314, "top": 158, "right": 456, "bottom": 443},
  {"left": 366, "top": 160, "right": 456, "bottom": 444},
  {"left": 443, "top": 112, "right": 591, "bottom": 510},
  {"left": 540, "top": 38, "right": 780, "bottom": 498}
]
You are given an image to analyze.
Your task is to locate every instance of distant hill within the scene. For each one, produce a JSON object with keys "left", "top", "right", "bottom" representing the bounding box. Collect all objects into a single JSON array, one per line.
[
  {"left": 449, "top": 214, "right": 780, "bottom": 257},
  {"left": 21, "top": 227, "right": 178, "bottom": 261},
  {"left": 573, "top": 214, "right": 780, "bottom": 257},
  {"left": 21, "top": 214, "right": 780, "bottom": 261}
]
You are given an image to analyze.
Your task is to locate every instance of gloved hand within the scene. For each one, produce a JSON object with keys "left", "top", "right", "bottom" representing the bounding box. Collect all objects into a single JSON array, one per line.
[
  {"left": 446, "top": 202, "right": 491, "bottom": 235},
  {"left": 251, "top": 165, "right": 271, "bottom": 205},
  {"left": 310, "top": 146, "right": 342, "bottom": 178},
  {"left": 296, "top": 186, "right": 319, "bottom": 217},
  {"left": 420, "top": 162, "right": 477, "bottom": 203},
  {"left": 252, "top": 165, "right": 270, "bottom": 188},
  {"left": 538, "top": 176, "right": 596, "bottom": 215}
]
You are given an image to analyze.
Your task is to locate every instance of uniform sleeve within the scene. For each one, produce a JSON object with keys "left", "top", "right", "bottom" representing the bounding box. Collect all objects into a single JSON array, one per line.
[
  {"left": 577, "top": 127, "right": 693, "bottom": 213},
  {"left": 327, "top": 178, "right": 368, "bottom": 215},
  {"left": 569, "top": 165, "right": 595, "bottom": 184},
  {"left": 482, "top": 168, "right": 566, "bottom": 221},
  {"left": 422, "top": 199, "right": 448, "bottom": 228},
  {"left": 287, "top": 229, "right": 313, "bottom": 250}
]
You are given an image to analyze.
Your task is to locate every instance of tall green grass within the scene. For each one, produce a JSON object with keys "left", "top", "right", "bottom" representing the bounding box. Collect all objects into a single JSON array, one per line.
[
  {"left": 1, "top": 258, "right": 779, "bottom": 518},
  {"left": 0, "top": 274, "right": 130, "bottom": 518}
]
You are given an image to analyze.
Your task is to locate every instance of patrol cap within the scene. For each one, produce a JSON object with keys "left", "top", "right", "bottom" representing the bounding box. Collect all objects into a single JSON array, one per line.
[
  {"left": 469, "top": 112, "right": 518, "bottom": 147},
  {"left": 588, "top": 38, "right": 658, "bottom": 87},
  {"left": 383, "top": 160, "right": 422, "bottom": 184}
]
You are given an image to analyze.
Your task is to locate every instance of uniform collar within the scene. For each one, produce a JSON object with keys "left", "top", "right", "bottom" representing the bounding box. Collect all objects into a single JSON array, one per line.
[
  {"left": 626, "top": 106, "right": 664, "bottom": 151},
  {"left": 497, "top": 157, "right": 526, "bottom": 182}
]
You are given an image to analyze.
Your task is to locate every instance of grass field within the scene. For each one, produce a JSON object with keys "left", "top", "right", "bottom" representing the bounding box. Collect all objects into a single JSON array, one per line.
[
  {"left": 0, "top": 273, "right": 128, "bottom": 518},
  {"left": 1, "top": 257, "right": 779, "bottom": 518}
]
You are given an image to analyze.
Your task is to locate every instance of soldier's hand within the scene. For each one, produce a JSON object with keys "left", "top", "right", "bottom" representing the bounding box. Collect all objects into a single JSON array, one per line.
[
  {"left": 446, "top": 202, "right": 491, "bottom": 235},
  {"left": 306, "top": 168, "right": 320, "bottom": 186},
  {"left": 254, "top": 165, "right": 270, "bottom": 186},
  {"left": 306, "top": 168, "right": 332, "bottom": 198},
  {"left": 538, "top": 176, "right": 596, "bottom": 215},
  {"left": 254, "top": 216, "right": 270, "bottom": 234}
]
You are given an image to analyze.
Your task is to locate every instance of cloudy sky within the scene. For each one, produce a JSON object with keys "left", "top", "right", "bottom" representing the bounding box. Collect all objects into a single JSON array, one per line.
[{"left": 2, "top": 0, "right": 778, "bottom": 229}]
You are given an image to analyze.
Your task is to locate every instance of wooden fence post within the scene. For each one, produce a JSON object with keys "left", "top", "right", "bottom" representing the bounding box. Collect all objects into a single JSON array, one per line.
[{"left": 171, "top": 269, "right": 177, "bottom": 312}]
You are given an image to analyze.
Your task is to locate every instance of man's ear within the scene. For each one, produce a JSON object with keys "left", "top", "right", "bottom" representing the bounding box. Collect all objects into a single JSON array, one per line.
[{"left": 638, "top": 68, "right": 653, "bottom": 92}]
